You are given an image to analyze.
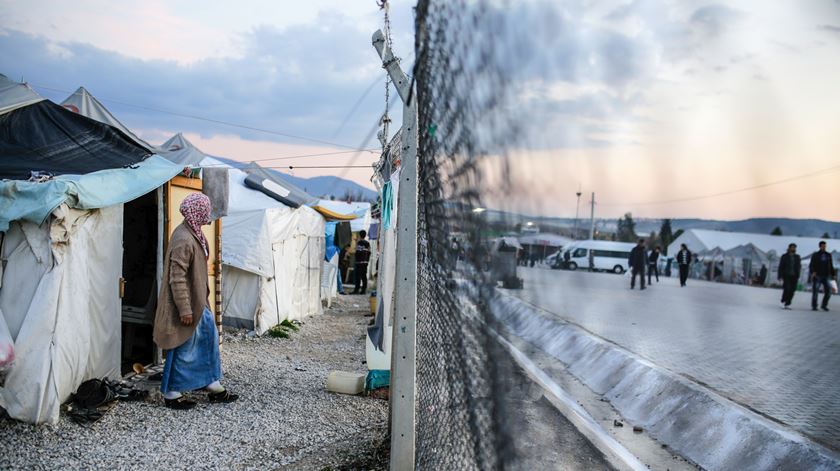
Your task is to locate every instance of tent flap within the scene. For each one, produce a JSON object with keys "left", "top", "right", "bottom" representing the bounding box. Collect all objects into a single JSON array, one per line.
[{"left": 0, "top": 155, "right": 182, "bottom": 232}]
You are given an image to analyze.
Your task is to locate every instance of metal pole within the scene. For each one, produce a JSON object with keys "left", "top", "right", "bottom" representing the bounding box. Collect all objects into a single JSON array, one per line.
[
  {"left": 589, "top": 192, "right": 596, "bottom": 240},
  {"left": 574, "top": 189, "right": 581, "bottom": 240},
  {"left": 373, "top": 29, "right": 417, "bottom": 470}
]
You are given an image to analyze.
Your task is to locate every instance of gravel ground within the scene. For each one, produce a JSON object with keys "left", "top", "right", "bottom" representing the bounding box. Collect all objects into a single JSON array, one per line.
[{"left": 0, "top": 295, "right": 388, "bottom": 470}]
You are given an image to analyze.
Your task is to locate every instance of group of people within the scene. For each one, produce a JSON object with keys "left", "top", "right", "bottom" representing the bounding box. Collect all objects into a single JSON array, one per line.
[
  {"left": 778, "top": 241, "right": 837, "bottom": 311},
  {"left": 627, "top": 240, "right": 694, "bottom": 290},
  {"left": 626, "top": 237, "right": 837, "bottom": 312}
]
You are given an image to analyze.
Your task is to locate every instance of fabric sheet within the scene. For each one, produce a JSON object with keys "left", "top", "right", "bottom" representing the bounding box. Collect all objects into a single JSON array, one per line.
[
  {"left": 201, "top": 167, "right": 230, "bottom": 220},
  {"left": 335, "top": 221, "right": 352, "bottom": 249}
]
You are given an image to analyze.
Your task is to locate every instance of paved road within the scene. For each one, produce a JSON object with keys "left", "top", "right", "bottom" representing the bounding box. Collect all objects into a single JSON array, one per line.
[{"left": 509, "top": 267, "right": 840, "bottom": 452}]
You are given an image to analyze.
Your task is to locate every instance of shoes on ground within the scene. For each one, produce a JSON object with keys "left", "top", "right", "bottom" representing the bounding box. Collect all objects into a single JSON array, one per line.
[
  {"left": 208, "top": 389, "right": 239, "bottom": 404},
  {"left": 164, "top": 396, "right": 197, "bottom": 410},
  {"left": 822, "top": 306, "right": 830, "bottom": 312}
]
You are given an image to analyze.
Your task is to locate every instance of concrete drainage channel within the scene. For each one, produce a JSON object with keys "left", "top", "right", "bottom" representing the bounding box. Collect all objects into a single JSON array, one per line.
[{"left": 491, "top": 292, "right": 840, "bottom": 471}]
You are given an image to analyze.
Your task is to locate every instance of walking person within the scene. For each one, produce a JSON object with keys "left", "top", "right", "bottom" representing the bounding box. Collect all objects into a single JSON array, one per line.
[
  {"left": 809, "top": 240, "right": 837, "bottom": 311},
  {"left": 647, "top": 246, "right": 661, "bottom": 285},
  {"left": 778, "top": 243, "right": 801, "bottom": 310},
  {"left": 628, "top": 238, "right": 647, "bottom": 290},
  {"left": 677, "top": 243, "right": 692, "bottom": 287},
  {"left": 352, "top": 230, "right": 372, "bottom": 295},
  {"left": 153, "top": 193, "right": 238, "bottom": 410}
]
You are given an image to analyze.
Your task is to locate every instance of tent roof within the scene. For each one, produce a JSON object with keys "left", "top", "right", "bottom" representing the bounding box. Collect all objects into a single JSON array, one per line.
[
  {"left": 244, "top": 165, "right": 319, "bottom": 208},
  {"left": 0, "top": 75, "right": 45, "bottom": 115},
  {"left": 158, "top": 133, "right": 212, "bottom": 166},
  {"left": 518, "top": 233, "right": 573, "bottom": 247},
  {"left": 723, "top": 243, "right": 770, "bottom": 262},
  {"left": 314, "top": 200, "right": 371, "bottom": 231},
  {"left": 60, "top": 87, "right": 157, "bottom": 153},
  {"left": 668, "top": 229, "right": 832, "bottom": 258},
  {"left": 0, "top": 78, "right": 152, "bottom": 181}
]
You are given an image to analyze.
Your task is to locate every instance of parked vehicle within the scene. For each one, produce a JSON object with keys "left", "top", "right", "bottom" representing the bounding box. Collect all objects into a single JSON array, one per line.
[{"left": 559, "top": 240, "right": 637, "bottom": 273}]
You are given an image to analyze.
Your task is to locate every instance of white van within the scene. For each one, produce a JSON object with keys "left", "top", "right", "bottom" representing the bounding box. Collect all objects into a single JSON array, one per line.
[{"left": 561, "top": 240, "right": 637, "bottom": 273}]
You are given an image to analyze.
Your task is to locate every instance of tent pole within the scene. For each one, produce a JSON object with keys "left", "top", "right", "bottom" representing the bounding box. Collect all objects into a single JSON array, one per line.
[{"left": 373, "top": 28, "right": 418, "bottom": 471}]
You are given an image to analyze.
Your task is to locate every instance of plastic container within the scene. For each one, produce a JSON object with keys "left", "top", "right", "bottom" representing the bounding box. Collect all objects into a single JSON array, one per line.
[{"left": 326, "top": 371, "right": 365, "bottom": 395}]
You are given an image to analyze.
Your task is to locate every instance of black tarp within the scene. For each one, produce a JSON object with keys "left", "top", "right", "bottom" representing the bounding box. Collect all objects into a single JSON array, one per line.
[{"left": 0, "top": 100, "right": 151, "bottom": 180}]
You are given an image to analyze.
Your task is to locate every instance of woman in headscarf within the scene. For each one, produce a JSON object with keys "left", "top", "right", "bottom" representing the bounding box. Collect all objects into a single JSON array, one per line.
[{"left": 153, "top": 193, "right": 238, "bottom": 409}]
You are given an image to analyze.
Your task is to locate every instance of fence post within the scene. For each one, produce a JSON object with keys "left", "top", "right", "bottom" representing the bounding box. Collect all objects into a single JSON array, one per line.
[{"left": 372, "top": 29, "right": 418, "bottom": 470}]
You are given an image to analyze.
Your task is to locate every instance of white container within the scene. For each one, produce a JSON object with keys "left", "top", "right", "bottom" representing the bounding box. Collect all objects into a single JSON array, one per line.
[{"left": 326, "top": 371, "right": 365, "bottom": 395}]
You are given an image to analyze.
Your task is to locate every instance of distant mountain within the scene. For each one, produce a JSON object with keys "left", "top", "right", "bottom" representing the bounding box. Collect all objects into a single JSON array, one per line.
[
  {"left": 273, "top": 173, "right": 377, "bottom": 202},
  {"left": 480, "top": 209, "right": 840, "bottom": 238},
  {"left": 213, "top": 157, "right": 377, "bottom": 201}
]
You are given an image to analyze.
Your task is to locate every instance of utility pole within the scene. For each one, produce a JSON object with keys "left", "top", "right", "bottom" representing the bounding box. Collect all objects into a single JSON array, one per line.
[
  {"left": 372, "top": 29, "right": 417, "bottom": 471},
  {"left": 573, "top": 186, "right": 582, "bottom": 240},
  {"left": 589, "top": 192, "right": 596, "bottom": 240}
]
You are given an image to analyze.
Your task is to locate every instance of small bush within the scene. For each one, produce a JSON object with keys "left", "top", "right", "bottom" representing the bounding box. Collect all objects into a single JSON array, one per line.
[
  {"left": 267, "top": 325, "right": 291, "bottom": 339},
  {"left": 280, "top": 319, "right": 299, "bottom": 332}
]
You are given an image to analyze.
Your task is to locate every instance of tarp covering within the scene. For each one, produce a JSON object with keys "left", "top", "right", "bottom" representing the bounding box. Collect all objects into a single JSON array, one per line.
[
  {"left": 0, "top": 204, "right": 122, "bottom": 423},
  {"left": 0, "top": 155, "right": 182, "bottom": 232},
  {"left": 60, "top": 87, "right": 157, "bottom": 153},
  {"left": 315, "top": 200, "right": 371, "bottom": 232},
  {"left": 244, "top": 166, "right": 320, "bottom": 208},
  {"left": 0, "top": 75, "right": 44, "bottom": 115},
  {"left": 0, "top": 99, "right": 152, "bottom": 180},
  {"left": 313, "top": 205, "right": 362, "bottom": 222}
]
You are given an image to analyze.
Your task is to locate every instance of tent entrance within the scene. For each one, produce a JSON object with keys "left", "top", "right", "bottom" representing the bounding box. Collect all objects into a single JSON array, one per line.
[{"left": 120, "top": 190, "right": 159, "bottom": 374}]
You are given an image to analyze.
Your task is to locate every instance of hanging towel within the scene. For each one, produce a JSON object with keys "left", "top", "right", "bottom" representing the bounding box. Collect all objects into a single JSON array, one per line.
[
  {"left": 381, "top": 181, "right": 394, "bottom": 230},
  {"left": 201, "top": 167, "right": 229, "bottom": 220}
]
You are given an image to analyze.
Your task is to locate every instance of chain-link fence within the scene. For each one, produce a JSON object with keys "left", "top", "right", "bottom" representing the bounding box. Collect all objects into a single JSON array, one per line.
[{"left": 411, "top": 1, "right": 525, "bottom": 468}]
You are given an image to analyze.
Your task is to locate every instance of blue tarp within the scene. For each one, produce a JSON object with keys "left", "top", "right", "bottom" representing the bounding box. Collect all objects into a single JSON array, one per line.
[{"left": 0, "top": 155, "right": 182, "bottom": 231}]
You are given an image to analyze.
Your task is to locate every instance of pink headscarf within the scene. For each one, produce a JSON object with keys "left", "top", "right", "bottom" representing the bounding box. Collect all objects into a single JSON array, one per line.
[{"left": 179, "top": 193, "right": 211, "bottom": 258}]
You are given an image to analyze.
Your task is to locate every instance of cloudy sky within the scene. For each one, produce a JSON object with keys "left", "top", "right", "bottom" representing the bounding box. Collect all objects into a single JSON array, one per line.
[
  {"left": 0, "top": 0, "right": 416, "bottom": 186},
  {"left": 1, "top": 0, "right": 839, "bottom": 220}
]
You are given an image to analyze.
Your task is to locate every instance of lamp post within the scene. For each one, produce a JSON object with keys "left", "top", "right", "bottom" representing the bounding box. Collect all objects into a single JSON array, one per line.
[{"left": 573, "top": 189, "right": 582, "bottom": 240}]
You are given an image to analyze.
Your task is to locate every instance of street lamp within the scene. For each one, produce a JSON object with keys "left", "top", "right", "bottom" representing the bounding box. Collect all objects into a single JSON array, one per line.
[{"left": 574, "top": 188, "right": 582, "bottom": 240}]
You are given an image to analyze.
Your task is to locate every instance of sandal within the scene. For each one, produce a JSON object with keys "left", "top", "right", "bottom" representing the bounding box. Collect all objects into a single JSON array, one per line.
[
  {"left": 164, "top": 396, "right": 197, "bottom": 410},
  {"left": 208, "top": 389, "right": 239, "bottom": 404}
]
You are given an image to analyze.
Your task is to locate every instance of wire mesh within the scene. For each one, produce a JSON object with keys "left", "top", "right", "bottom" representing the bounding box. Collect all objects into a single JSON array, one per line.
[{"left": 411, "top": 1, "right": 523, "bottom": 468}]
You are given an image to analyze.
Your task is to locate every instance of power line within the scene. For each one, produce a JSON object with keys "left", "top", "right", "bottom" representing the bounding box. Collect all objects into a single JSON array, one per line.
[
  {"left": 600, "top": 163, "right": 840, "bottom": 207},
  {"left": 197, "top": 148, "right": 379, "bottom": 167},
  {"left": 30, "top": 83, "right": 368, "bottom": 151}
]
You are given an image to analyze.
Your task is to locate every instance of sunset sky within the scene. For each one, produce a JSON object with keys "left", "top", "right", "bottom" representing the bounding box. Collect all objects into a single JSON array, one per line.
[{"left": 1, "top": 0, "right": 838, "bottom": 220}]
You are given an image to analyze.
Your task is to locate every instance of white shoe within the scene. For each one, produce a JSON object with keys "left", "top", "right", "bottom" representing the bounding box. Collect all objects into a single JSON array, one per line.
[{"left": 783, "top": 305, "right": 792, "bottom": 310}]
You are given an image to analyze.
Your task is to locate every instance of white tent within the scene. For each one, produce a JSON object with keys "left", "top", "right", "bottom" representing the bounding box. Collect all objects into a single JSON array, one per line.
[
  {"left": 2, "top": 206, "right": 123, "bottom": 423},
  {"left": 0, "top": 76, "right": 182, "bottom": 423},
  {"left": 159, "top": 134, "right": 326, "bottom": 333},
  {"left": 668, "top": 229, "right": 831, "bottom": 259}
]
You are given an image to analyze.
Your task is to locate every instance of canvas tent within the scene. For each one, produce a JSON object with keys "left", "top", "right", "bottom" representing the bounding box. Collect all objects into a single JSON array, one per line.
[
  {"left": 159, "top": 134, "right": 326, "bottom": 333},
  {"left": 669, "top": 229, "right": 838, "bottom": 283},
  {"left": 0, "top": 75, "right": 182, "bottom": 423},
  {"left": 60, "top": 87, "right": 157, "bottom": 153}
]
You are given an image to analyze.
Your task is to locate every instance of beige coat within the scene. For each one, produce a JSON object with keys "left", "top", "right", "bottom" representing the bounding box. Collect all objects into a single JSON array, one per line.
[{"left": 153, "top": 223, "right": 210, "bottom": 350}]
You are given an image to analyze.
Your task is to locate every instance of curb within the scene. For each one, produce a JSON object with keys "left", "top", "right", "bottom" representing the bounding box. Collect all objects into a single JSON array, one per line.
[{"left": 492, "top": 292, "right": 840, "bottom": 471}]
